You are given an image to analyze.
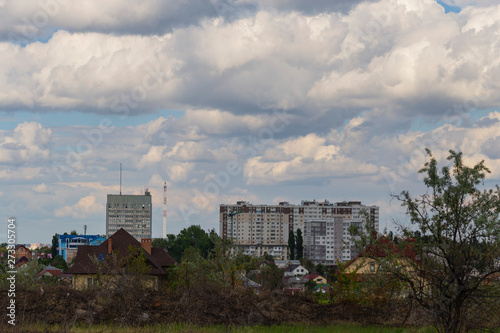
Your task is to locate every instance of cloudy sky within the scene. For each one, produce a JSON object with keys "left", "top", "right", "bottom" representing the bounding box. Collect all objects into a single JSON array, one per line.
[{"left": 1, "top": 0, "right": 500, "bottom": 244}]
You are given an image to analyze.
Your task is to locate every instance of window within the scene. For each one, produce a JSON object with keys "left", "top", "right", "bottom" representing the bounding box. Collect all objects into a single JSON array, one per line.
[
  {"left": 87, "top": 277, "right": 94, "bottom": 287},
  {"left": 370, "top": 262, "right": 375, "bottom": 272}
]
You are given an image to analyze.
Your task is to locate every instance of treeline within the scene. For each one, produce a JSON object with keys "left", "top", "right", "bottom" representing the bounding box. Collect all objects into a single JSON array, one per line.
[{"left": 151, "top": 225, "right": 218, "bottom": 263}]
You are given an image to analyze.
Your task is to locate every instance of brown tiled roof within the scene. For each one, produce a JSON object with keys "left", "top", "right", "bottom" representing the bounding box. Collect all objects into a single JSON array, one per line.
[
  {"left": 15, "top": 256, "right": 29, "bottom": 264},
  {"left": 37, "top": 269, "right": 62, "bottom": 278},
  {"left": 66, "top": 228, "right": 176, "bottom": 275},
  {"left": 15, "top": 244, "right": 31, "bottom": 252},
  {"left": 151, "top": 247, "right": 177, "bottom": 267}
]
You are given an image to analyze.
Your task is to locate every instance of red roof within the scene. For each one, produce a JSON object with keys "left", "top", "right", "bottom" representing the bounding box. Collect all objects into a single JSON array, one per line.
[
  {"left": 343, "top": 236, "right": 417, "bottom": 270},
  {"left": 37, "top": 269, "right": 62, "bottom": 278}
]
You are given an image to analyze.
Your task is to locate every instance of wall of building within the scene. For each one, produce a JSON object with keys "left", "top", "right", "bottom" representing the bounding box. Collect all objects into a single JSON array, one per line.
[
  {"left": 106, "top": 192, "right": 152, "bottom": 240},
  {"left": 220, "top": 200, "right": 379, "bottom": 262}
]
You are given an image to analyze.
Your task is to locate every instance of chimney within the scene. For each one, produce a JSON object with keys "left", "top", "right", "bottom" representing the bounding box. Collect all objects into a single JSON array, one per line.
[
  {"left": 141, "top": 238, "right": 152, "bottom": 255},
  {"left": 107, "top": 238, "right": 112, "bottom": 254}
]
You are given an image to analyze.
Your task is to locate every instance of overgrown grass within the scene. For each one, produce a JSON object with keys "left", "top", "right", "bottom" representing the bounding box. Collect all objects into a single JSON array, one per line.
[{"left": 15, "top": 323, "right": 438, "bottom": 333}]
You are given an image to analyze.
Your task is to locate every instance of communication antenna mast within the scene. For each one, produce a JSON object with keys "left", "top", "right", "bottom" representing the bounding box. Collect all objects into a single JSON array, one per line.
[
  {"left": 163, "top": 182, "right": 167, "bottom": 239},
  {"left": 120, "top": 163, "right": 122, "bottom": 195}
]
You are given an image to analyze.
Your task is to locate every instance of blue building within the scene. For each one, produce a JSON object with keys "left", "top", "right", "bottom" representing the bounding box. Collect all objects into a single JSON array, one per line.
[{"left": 58, "top": 235, "right": 106, "bottom": 262}]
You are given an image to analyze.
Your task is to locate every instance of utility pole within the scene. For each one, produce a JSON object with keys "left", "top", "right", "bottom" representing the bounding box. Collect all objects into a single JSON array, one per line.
[{"left": 163, "top": 182, "right": 167, "bottom": 239}]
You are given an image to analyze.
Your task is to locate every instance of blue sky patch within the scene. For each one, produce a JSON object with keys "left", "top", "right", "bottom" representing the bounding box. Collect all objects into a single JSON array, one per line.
[
  {"left": 0, "top": 109, "right": 184, "bottom": 130},
  {"left": 436, "top": 0, "right": 462, "bottom": 13}
]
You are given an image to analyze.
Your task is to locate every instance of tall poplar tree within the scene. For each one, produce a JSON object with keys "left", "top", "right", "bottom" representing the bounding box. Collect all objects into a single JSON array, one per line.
[
  {"left": 296, "top": 229, "right": 303, "bottom": 259},
  {"left": 288, "top": 230, "right": 295, "bottom": 260}
]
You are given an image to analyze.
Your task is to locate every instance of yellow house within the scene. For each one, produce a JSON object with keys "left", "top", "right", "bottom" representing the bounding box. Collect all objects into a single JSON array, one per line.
[
  {"left": 340, "top": 238, "right": 425, "bottom": 299},
  {"left": 67, "top": 229, "right": 176, "bottom": 290},
  {"left": 304, "top": 274, "right": 328, "bottom": 284},
  {"left": 343, "top": 238, "right": 418, "bottom": 276}
]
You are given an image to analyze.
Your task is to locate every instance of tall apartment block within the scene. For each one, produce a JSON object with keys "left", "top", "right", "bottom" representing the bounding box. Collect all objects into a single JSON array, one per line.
[
  {"left": 303, "top": 217, "right": 367, "bottom": 265},
  {"left": 219, "top": 200, "right": 379, "bottom": 262},
  {"left": 106, "top": 190, "right": 152, "bottom": 240}
]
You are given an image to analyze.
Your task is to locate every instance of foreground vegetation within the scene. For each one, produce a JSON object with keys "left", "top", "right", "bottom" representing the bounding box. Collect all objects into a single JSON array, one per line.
[{"left": 16, "top": 323, "right": 440, "bottom": 333}]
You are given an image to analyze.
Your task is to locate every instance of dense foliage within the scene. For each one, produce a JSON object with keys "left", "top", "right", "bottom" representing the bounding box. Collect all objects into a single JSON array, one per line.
[
  {"left": 354, "top": 149, "right": 500, "bottom": 333},
  {"left": 153, "top": 225, "right": 217, "bottom": 262}
]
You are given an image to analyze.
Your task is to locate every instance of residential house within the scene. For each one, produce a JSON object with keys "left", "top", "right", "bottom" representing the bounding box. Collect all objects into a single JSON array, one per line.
[
  {"left": 14, "top": 244, "right": 32, "bottom": 260},
  {"left": 37, "top": 268, "right": 72, "bottom": 284},
  {"left": 15, "top": 256, "right": 29, "bottom": 268},
  {"left": 66, "top": 228, "right": 176, "bottom": 290},
  {"left": 37, "top": 268, "right": 62, "bottom": 278},
  {"left": 342, "top": 237, "right": 417, "bottom": 276},
  {"left": 274, "top": 259, "right": 301, "bottom": 269},
  {"left": 283, "top": 275, "right": 306, "bottom": 294},
  {"left": 303, "top": 274, "right": 327, "bottom": 284},
  {"left": 242, "top": 276, "right": 262, "bottom": 290},
  {"left": 284, "top": 264, "right": 309, "bottom": 277},
  {"left": 285, "top": 276, "right": 306, "bottom": 289}
]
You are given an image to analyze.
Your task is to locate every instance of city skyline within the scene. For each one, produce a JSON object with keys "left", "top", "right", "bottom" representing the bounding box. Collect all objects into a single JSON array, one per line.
[{"left": 2, "top": 0, "right": 500, "bottom": 243}]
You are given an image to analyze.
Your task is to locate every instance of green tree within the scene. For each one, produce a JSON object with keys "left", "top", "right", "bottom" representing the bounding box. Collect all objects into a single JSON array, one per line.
[
  {"left": 38, "top": 245, "right": 51, "bottom": 258},
  {"left": 16, "top": 260, "right": 43, "bottom": 290},
  {"left": 0, "top": 243, "right": 7, "bottom": 259},
  {"left": 262, "top": 252, "right": 274, "bottom": 261},
  {"left": 260, "top": 263, "right": 283, "bottom": 290},
  {"left": 288, "top": 230, "right": 295, "bottom": 260},
  {"left": 389, "top": 149, "right": 500, "bottom": 333},
  {"left": 305, "top": 279, "right": 317, "bottom": 291},
  {"left": 70, "top": 230, "right": 78, "bottom": 235},
  {"left": 170, "top": 238, "right": 258, "bottom": 294},
  {"left": 300, "top": 258, "right": 315, "bottom": 273},
  {"left": 51, "top": 255, "right": 68, "bottom": 271},
  {"left": 152, "top": 238, "right": 168, "bottom": 249},
  {"left": 315, "top": 263, "right": 326, "bottom": 276},
  {"left": 296, "top": 228, "right": 303, "bottom": 259},
  {"left": 51, "top": 233, "right": 59, "bottom": 259},
  {"left": 166, "top": 225, "right": 216, "bottom": 262}
]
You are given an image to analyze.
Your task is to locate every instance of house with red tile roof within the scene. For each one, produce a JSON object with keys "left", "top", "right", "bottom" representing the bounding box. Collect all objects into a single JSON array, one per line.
[
  {"left": 66, "top": 228, "right": 176, "bottom": 290},
  {"left": 15, "top": 256, "right": 30, "bottom": 268},
  {"left": 37, "top": 269, "right": 62, "bottom": 278},
  {"left": 37, "top": 268, "right": 72, "bottom": 284},
  {"left": 303, "top": 274, "right": 327, "bottom": 284},
  {"left": 14, "top": 244, "right": 32, "bottom": 260},
  {"left": 343, "top": 237, "right": 416, "bottom": 271}
]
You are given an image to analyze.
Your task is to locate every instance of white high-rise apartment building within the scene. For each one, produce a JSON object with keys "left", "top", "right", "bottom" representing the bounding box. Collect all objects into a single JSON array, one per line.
[{"left": 219, "top": 200, "right": 379, "bottom": 262}]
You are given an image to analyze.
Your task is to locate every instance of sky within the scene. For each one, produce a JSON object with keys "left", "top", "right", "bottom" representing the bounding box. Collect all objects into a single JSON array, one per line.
[{"left": 1, "top": 0, "right": 500, "bottom": 244}]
